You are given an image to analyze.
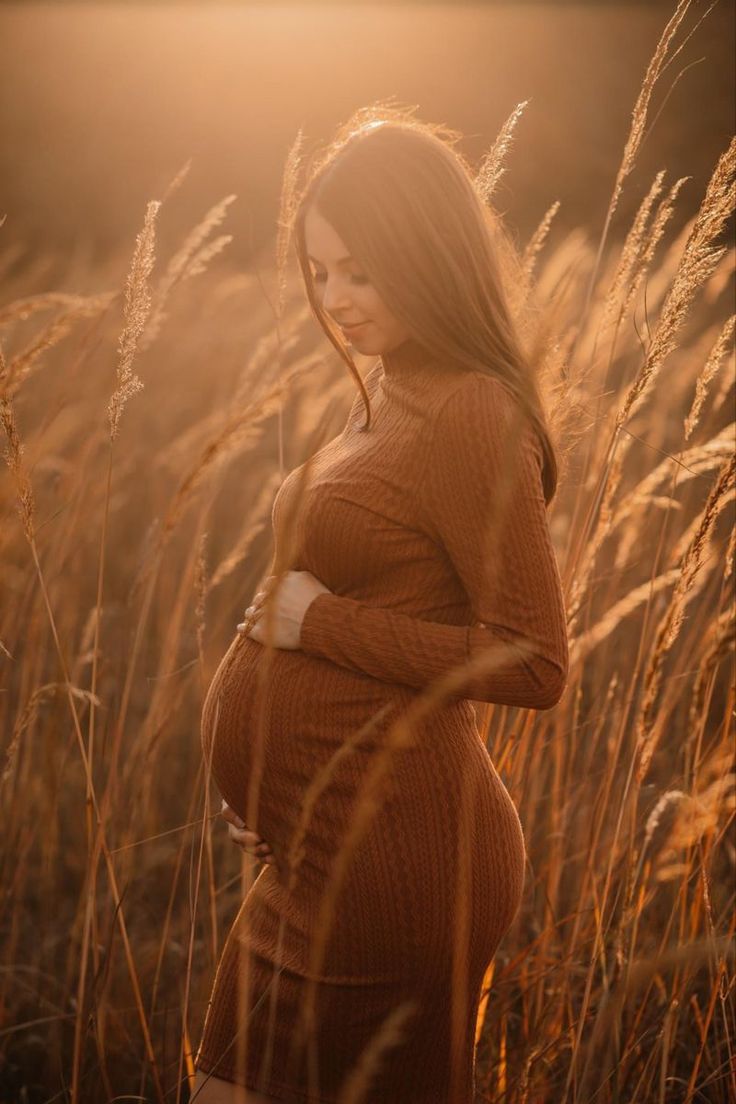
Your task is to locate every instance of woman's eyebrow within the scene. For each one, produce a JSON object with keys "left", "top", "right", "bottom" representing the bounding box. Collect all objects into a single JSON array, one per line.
[{"left": 307, "top": 253, "right": 354, "bottom": 265}]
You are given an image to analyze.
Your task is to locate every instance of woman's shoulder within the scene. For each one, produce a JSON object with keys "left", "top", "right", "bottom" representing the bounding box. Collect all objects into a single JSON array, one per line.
[
  {"left": 430, "top": 366, "right": 522, "bottom": 425},
  {"left": 429, "top": 368, "right": 543, "bottom": 467}
]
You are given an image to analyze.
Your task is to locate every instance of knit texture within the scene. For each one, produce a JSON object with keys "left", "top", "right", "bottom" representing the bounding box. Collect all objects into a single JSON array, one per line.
[{"left": 196, "top": 336, "right": 568, "bottom": 1102}]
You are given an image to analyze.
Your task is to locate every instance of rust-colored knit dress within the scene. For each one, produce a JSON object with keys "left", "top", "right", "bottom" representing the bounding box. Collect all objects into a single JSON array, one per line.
[{"left": 195, "top": 337, "right": 569, "bottom": 1102}]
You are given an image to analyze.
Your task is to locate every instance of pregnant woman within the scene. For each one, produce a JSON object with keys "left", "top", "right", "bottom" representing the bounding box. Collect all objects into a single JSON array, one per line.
[{"left": 193, "top": 108, "right": 569, "bottom": 1103}]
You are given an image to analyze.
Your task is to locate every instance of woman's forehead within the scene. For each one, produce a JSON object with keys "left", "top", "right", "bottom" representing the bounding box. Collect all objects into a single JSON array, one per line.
[{"left": 304, "top": 207, "right": 354, "bottom": 265}]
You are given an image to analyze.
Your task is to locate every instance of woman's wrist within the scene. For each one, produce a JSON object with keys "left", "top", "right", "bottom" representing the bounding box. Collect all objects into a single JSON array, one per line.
[{"left": 299, "top": 591, "right": 335, "bottom": 650}]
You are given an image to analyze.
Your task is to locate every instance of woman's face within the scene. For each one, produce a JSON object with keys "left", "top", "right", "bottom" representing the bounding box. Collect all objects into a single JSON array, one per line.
[{"left": 303, "top": 205, "right": 411, "bottom": 356}]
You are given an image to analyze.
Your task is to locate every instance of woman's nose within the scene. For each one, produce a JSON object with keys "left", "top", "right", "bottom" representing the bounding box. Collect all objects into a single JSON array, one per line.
[{"left": 321, "top": 277, "right": 352, "bottom": 315}]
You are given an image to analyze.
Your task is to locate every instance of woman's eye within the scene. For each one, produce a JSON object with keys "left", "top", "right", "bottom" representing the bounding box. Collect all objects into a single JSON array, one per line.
[{"left": 312, "top": 272, "right": 370, "bottom": 286}]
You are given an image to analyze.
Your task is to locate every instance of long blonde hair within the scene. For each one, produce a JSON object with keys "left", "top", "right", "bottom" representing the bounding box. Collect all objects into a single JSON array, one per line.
[{"left": 290, "top": 103, "right": 560, "bottom": 503}]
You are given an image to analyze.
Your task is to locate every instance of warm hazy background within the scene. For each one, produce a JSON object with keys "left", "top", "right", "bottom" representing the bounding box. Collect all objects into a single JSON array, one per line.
[
  {"left": 1, "top": 0, "right": 734, "bottom": 271},
  {"left": 1, "top": 3, "right": 735, "bottom": 1101}
]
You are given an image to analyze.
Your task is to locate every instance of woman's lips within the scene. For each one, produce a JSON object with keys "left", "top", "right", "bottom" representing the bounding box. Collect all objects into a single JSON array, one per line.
[{"left": 341, "top": 321, "right": 370, "bottom": 334}]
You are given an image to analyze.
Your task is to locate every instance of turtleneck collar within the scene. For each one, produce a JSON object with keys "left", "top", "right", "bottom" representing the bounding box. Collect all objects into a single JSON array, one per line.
[{"left": 380, "top": 335, "right": 435, "bottom": 379}]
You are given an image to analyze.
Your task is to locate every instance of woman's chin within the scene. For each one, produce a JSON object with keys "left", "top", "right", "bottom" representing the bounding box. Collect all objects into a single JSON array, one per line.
[{"left": 346, "top": 333, "right": 382, "bottom": 356}]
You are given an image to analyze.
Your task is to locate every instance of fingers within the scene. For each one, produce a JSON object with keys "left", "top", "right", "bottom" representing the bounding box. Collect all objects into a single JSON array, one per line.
[
  {"left": 237, "top": 577, "right": 276, "bottom": 635},
  {"left": 226, "top": 822, "right": 276, "bottom": 864},
  {"left": 226, "top": 822, "right": 262, "bottom": 848},
  {"left": 237, "top": 611, "right": 258, "bottom": 635},
  {"left": 247, "top": 577, "right": 277, "bottom": 617},
  {"left": 220, "top": 799, "right": 245, "bottom": 829},
  {"left": 220, "top": 801, "right": 276, "bottom": 864},
  {"left": 249, "top": 586, "right": 268, "bottom": 610},
  {"left": 228, "top": 823, "right": 277, "bottom": 865},
  {"left": 237, "top": 599, "right": 264, "bottom": 636}
]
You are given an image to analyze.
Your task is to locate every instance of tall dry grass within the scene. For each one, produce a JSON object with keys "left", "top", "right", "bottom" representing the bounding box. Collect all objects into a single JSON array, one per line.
[{"left": 1, "top": 2, "right": 734, "bottom": 1101}]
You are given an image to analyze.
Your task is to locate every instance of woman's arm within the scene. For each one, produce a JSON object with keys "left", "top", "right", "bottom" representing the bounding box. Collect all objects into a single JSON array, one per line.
[{"left": 299, "top": 373, "right": 569, "bottom": 709}]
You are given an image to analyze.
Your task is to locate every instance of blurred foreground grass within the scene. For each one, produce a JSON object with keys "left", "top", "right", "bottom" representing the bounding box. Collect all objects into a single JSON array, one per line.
[{"left": 1, "top": 6, "right": 735, "bottom": 1101}]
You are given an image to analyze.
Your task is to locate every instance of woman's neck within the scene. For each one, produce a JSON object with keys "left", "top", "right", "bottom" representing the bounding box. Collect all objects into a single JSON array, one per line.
[{"left": 380, "top": 335, "right": 435, "bottom": 378}]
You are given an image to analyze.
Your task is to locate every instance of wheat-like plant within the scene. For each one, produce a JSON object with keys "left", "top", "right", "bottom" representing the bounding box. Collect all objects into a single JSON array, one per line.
[
  {"left": 108, "top": 199, "right": 161, "bottom": 440},
  {"left": 1, "top": 4, "right": 734, "bottom": 1100},
  {"left": 475, "top": 99, "right": 529, "bottom": 205}
]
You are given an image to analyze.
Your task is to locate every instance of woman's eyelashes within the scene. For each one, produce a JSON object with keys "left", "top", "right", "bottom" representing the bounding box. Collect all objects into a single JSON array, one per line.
[{"left": 312, "top": 271, "right": 370, "bottom": 286}]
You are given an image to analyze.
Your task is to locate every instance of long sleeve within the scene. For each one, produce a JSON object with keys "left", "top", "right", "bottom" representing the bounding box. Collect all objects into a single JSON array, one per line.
[{"left": 299, "top": 372, "right": 569, "bottom": 709}]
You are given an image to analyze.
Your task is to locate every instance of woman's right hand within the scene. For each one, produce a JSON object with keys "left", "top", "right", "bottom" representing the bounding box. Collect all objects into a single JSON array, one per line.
[{"left": 220, "top": 799, "right": 276, "bottom": 865}]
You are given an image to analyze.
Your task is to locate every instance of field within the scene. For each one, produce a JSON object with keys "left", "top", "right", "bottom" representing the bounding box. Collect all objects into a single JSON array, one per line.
[{"left": 1, "top": 1, "right": 734, "bottom": 1101}]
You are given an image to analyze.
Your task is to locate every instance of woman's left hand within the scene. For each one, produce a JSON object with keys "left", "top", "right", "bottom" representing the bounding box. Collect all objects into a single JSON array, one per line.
[{"left": 237, "top": 570, "right": 332, "bottom": 650}]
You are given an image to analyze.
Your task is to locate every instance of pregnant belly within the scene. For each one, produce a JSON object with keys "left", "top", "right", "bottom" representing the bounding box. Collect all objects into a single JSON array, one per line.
[
  {"left": 200, "top": 635, "right": 523, "bottom": 962},
  {"left": 200, "top": 633, "right": 406, "bottom": 851}
]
